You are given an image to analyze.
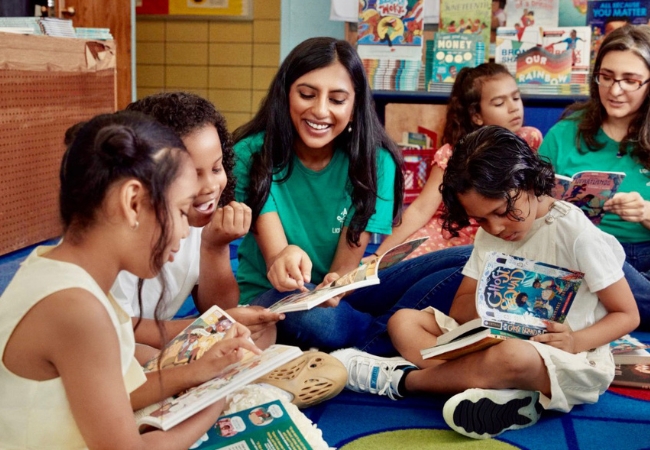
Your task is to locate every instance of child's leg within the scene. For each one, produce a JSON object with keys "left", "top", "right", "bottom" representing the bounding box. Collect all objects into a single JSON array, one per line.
[
  {"left": 405, "top": 339, "right": 551, "bottom": 396},
  {"left": 387, "top": 308, "right": 447, "bottom": 368}
]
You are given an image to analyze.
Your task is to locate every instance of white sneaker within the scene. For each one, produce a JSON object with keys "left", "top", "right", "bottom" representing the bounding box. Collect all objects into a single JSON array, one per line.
[
  {"left": 443, "top": 388, "right": 542, "bottom": 439},
  {"left": 330, "top": 348, "right": 416, "bottom": 400}
]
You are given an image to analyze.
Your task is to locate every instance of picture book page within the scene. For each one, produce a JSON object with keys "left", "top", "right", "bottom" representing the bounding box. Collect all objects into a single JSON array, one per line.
[
  {"left": 558, "top": 171, "right": 625, "bottom": 225},
  {"left": 477, "top": 252, "right": 584, "bottom": 336}
]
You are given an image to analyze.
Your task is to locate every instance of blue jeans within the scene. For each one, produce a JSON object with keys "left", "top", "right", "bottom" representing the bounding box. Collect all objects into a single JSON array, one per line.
[
  {"left": 620, "top": 241, "right": 650, "bottom": 331},
  {"left": 251, "top": 245, "right": 472, "bottom": 355}
]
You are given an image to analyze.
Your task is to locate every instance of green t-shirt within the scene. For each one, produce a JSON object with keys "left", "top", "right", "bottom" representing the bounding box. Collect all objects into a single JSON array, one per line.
[
  {"left": 538, "top": 118, "right": 650, "bottom": 243},
  {"left": 234, "top": 132, "right": 397, "bottom": 304}
]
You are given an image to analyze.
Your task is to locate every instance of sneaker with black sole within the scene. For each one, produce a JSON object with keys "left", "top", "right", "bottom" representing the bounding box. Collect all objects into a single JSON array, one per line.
[
  {"left": 443, "top": 388, "right": 543, "bottom": 439},
  {"left": 330, "top": 348, "right": 416, "bottom": 400}
]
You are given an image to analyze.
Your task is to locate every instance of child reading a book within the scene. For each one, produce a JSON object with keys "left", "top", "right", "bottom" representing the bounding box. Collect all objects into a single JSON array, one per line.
[
  {"left": 366, "top": 62, "right": 543, "bottom": 261},
  {"left": 110, "top": 92, "right": 279, "bottom": 350},
  {"left": 333, "top": 126, "right": 640, "bottom": 439},
  {"left": 0, "top": 112, "right": 260, "bottom": 449},
  {"left": 538, "top": 25, "right": 650, "bottom": 330},
  {"left": 234, "top": 36, "right": 472, "bottom": 354}
]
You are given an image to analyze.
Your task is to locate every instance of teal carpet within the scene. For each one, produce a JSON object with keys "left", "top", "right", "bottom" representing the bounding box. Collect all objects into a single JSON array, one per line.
[{"left": 2, "top": 239, "right": 649, "bottom": 449}]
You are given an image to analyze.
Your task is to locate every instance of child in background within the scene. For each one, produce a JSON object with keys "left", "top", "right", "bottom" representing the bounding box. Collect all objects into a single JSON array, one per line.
[
  {"left": 367, "top": 63, "right": 542, "bottom": 261},
  {"left": 0, "top": 112, "right": 260, "bottom": 449},
  {"left": 333, "top": 126, "right": 639, "bottom": 439}
]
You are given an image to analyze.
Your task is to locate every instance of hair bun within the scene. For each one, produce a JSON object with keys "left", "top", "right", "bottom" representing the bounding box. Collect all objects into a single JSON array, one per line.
[{"left": 95, "top": 124, "right": 142, "bottom": 166}]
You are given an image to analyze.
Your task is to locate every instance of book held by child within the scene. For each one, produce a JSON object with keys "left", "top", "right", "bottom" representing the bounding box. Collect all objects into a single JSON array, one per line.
[
  {"left": 552, "top": 170, "right": 625, "bottom": 225},
  {"left": 135, "top": 306, "right": 303, "bottom": 431},
  {"left": 268, "top": 237, "right": 428, "bottom": 314},
  {"left": 421, "top": 252, "right": 583, "bottom": 360}
]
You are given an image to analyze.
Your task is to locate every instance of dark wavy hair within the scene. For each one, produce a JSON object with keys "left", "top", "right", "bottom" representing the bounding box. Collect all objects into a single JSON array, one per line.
[
  {"left": 561, "top": 24, "right": 650, "bottom": 170},
  {"left": 233, "top": 36, "right": 404, "bottom": 246},
  {"left": 440, "top": 126, "right": 555, "bottom": 236},
  {"left": 61, "top": 111, "right": 188, "bottom": 270},
  {"left": 442, "top": 62, "right": 512, "bottom": 146},
  {"left": 126, "top": 91, "right": 235, "bottom": 204}
]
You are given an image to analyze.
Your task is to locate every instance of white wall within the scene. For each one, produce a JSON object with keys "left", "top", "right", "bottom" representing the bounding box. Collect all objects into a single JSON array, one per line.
[{"left": 280, "top": 0, "right": 345, "bottom": 61}]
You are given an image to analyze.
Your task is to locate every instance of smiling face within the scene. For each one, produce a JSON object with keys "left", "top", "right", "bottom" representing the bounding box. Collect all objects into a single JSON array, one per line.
[
  {"left": 457, "top": 189, "right": 548, "bottom": 242},
  {"left": 288, "top": 61, "right": 356, "bottom": 155},
  {"left": 472, "top": 74, "right": 524, "bottom": 133},
  {"left": 181, "top": 125, "right": 227, "bottom": 228},
  {"left": 598, "top": 50, "right": 650, "bottom": 128}
]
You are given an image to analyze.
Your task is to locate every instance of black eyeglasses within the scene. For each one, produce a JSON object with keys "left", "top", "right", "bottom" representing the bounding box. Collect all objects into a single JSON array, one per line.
[{"left": 593, "top": 72, "right": 650, "bottom": 92}]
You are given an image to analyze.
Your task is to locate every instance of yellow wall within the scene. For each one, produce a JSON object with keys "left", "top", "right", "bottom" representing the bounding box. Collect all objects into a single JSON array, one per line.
[{"left": 135, "top": 0, "right": 280, "bottom": 130}]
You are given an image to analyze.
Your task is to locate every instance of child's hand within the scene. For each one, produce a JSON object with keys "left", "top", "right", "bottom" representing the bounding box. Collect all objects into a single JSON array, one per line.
[
  {"left": 267, "top": 245, "right": 312, "bottom": 292},
  {"left": 227, "top": 306, "right": 284, "bottom": 337},
  {"left": 530, "top": 321, "right": 576, "bottom": 353},
  {"left": 195, "top": 335, "right": 262, "bottom": 379},
  {"left": 202, "top": 201, "right": 252, "bottom": 248},
  {"left": 316, "top": 272, "right": 347, "bottom": 307},
  {"left": 603, "top": 192, "right": 648, "bottom": 222}
]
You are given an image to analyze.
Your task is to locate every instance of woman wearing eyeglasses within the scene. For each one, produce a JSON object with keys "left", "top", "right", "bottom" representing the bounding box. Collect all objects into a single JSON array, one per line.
[{"left": 539, "top": 24, "right": 650, "bottom": 330}]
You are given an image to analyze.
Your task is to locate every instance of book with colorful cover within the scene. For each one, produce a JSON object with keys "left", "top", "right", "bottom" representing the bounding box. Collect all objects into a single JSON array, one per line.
[
  {"left": 438, "top": 0, "right": 491, "bottom": 61},
  {"left": 587, "top": 0, "right": 650, "bottom": 67},
  {"left": 494, "top": 26, "right": 541, "bottom": 76},
  {"left": 515, "top": 45, "right": 573, "bottom": 84},
  {"left": 505, "top": 0, "right": 560, "bottom": 28},
  {"left": 190, "top": 400, "right": 310, "bottom": 450},
  {"left": 357, "top": 0, "right": 425, "bottom": 61},
  {"left": 552, "top": 170, "right": 626, "bottom": 225},
  {"left": 135, "top": 345, "right": 302, "bottom": 431},
  {"left": 421, "top": 252, "right": 584, "bottom": 360},
  {"left": 268, "top": 237, "right": 428, "bottom": 313},
  {"left": 429, "top": 31, "right": 485, "bottom": 84},
  {"left": 610, "top": 334, "right": 650, "bottom": 365},
  {"left": 612, "top": 363, "right": 650, "bottom": 389},
  {"left": 142, "top": 305, "right": 237, "bottom": 372},
  {"left": 540, "top": 26, "right": 592, "bottom": 84}
]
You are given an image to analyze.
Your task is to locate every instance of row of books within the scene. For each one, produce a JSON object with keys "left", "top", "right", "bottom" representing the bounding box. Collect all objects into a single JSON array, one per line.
[{"left": 0, "top": 17, "right": 112, "bottom": 40}]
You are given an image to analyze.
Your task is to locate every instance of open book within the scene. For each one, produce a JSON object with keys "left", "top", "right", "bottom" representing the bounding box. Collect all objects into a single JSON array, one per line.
[
  {"left": 552, "top": 171, "right": 625, "bottom": 225},
  {"left": 190, "top": 400, "right": 311, "bottom": 450},
  {"left": 135, "top": 306, "right": 302, "bottom": 431},
  {"left": 268, "top": 237, "right": 428, "bottom": 314},
  {"left": 421, "top": 252, "right": 584, "bottom": 360}
]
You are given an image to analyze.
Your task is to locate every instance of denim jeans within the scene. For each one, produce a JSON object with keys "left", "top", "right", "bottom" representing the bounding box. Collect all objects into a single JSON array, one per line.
[
  {"left": 620, "top": 241, "right": 650, "bottom": 331},
  {"left": 251, "top": 245, "right": 472, "bottom": 355}
]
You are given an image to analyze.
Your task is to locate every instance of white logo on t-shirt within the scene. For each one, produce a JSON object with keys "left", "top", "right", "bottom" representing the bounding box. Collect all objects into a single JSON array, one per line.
[{"left": 332, "top": 208, "right": 348, "bottom": 233}]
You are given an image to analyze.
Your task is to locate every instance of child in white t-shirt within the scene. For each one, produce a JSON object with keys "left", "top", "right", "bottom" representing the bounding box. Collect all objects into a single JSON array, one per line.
[{"left": 333, "top": 126, "right": 640, "bottom": 439}]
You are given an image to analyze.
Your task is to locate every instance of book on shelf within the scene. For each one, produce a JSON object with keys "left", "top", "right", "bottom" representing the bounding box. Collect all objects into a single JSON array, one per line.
[
  {"left": 190, "top": 400, "right": 310, "bottom": 450},
  {"left": 494, "top": 26, "right": 541, "bottom": 76},
  {"left": 401, "top": 131, "right": 432, "bottom": 149},
  {"left": 612, "top": 363, "right": 650, "bottom": 389},
  {"left": 552, "top": 170, "right": 625, "bottom": 225},
  {"left": 268, "top": 237, "right": 428, "bottom": 314},
  {"left": 438, "top": 0, "right": 491, "bottom": 61},
  {"left": 135, "top": 305, "right": 303, "bottom": 431},
  {"left": 429, "top": 32, "right": 485, "bottom": 84},
  {"left": 421, "top": 252, "right": 584, "bottom": 360},
  {"left": 610, "top": 334, "right": 650, "bottom": 365},
  {"left": 587, "top": 0, "right": 650, "bottom": 67},
  {"left": 540, "top": 26, "right": 591, "bottom": 84},
  {"left": 515, "top": 45, "right": 573, "bottom": 85},
  {"left": 505, "top": 0, "right": 560, "bottom": 29}
]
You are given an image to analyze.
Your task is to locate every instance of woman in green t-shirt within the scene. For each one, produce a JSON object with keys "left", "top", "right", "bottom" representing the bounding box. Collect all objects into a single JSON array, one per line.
[
  {"left": 538, "top": 25, "right": 650, "bottom": 330},
  {"left": 232, "top": 37, "right": 472, "bottom": 353}
]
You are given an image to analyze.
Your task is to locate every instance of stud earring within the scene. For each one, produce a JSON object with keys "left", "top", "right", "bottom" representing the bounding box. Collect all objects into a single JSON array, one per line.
[
  {"left": 347, "top": 123, "right": 353, "bottom": 133},
  {"left": 132, "top": 221, "right": 139, "bottom": 230}
]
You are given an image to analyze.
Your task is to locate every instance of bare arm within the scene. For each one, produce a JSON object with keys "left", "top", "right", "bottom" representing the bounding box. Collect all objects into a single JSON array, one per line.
[
  {"left": 255, "top": 212, "right": 312, "bottom": 292},
  {"left": 132, "top": 317, "right": 195, "bottom": 349},
  {"left": 16, "top": 291, "right": 224, "bottom": 450},
  {"left": 448, "top": 276, "right": 479, "bottom": 325},
  {"left": 195, "top": 201, "right": 252, "bottom": 312},
  {"left": 371, "top": 165, "right": 444, "bottom": 256},
  {"left": 532, "top": 277, "right": 640, "bottom": 353}
]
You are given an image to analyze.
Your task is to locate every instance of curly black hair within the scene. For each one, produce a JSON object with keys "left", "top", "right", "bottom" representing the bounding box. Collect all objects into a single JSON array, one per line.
[
  {"left": 440, "top": 125, "right": 555, "bottom": 236},
  {"left": 127, "top": 92, "right": 236, "bottom": 204}
]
